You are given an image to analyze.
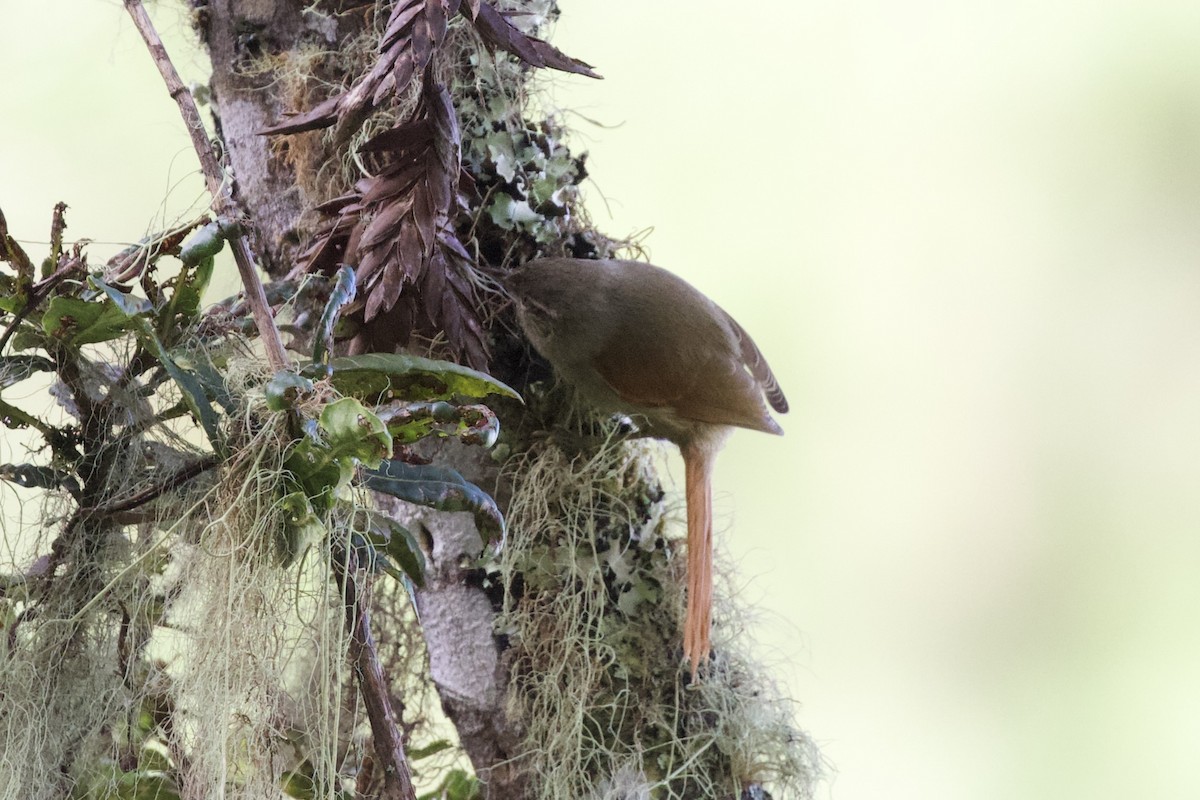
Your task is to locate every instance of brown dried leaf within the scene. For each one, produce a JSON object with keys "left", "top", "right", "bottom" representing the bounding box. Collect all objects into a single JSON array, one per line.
[
  {"left": 385, "top": 0, "right": 448, "bottom": 104},
  {"left": 0, "top": 208, "right": 35, "bottom": 281},
  {"left": 362, "top": 167, "right": 423, "bottom": 205},
  {"left": 391, "top": 295, "right": 418, "bottom": 348},
  {"left": 413, "top": 186, "right": 439, "bottom": 252},
  {"left": 470, "top": 3, "right": 600, "bottom": 78},
  {"left": 261, "top": 0, "right": 453, "bottom": 139},
  {"left": 359, "top": 197, "right": 413, "bottom": 251},
  {"left": 380, "top": 0, "right": 427, "bottom": 50},
  {"left": 441, "top": 262, "right": 488, "bottom": 368},
  {"left": 425, "top": 0, "right": 448, "bottom": 57},
  {"left": 379, "top": 249, "right": 405, "bottom": 310},
  {"left": 364, "top": 274, "right": 389, "bottom": 321},
  {"left": 259, "top": 95, "right": 342, "bottom": 136},
  {"left": 49, "top": 202, "right": 68, "bottom": 260},
  {"left": 397, "top": 217, "right": 426, "bottom": 271},
  {"left": 104, "top": 216, "right": 209, "bottom": 282},
  {"left": 422, "top": 250, "right": 447, "bottom": 321},
  {"left": 359, "top": 124, "right": 435, "bottom": 155},
  {"left": 291, "top": 60, "right": 486, "bottom": 364},
  {"left": 357, "top": 245, "right": 387, "bottom": 286},
  {"left": 392, "top": 51, "right": 418, "bottom": 101},
  {"left": 428, "top": 84, "right": 461, "bottom": 172},
  {"left": 371, "top": 68, "right": 399, "bottom": 108},
  {"left": 314, "top": 194, "right": 362, "bottom": 215}
]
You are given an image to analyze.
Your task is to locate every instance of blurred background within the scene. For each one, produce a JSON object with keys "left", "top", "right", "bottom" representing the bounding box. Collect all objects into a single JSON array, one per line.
[{"left": 4, "top": 1, "right": 1200, "bottom": 798}]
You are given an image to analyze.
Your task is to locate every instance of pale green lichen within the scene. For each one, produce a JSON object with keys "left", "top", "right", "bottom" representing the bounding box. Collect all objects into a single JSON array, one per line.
[{"left": 496, "top": 436, "right": 822, "bottom": 799}]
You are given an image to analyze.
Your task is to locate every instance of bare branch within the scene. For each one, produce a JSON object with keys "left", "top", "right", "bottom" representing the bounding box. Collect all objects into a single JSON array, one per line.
[
  {"left": 122, "top": 0, "right": 290, "bottom": 372},
  {"left": 334, "top": 545, "right": 418, "bottom": 800}
]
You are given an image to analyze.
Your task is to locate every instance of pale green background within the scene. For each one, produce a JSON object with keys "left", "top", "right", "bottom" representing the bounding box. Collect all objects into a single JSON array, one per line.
[{"left": 5, "top": 2, "right": 1200, "bottom": 799}]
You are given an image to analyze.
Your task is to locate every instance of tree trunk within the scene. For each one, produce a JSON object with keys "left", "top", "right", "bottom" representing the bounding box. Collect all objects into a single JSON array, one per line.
[
  {"left": 192, "top": 3, "right": 819, "bottom": 798},
  {"left": 196, "top": 0, "right": 368, "bottom": 276},
  {"left": 195, "top": 3, "right": 531, "bottom": 791}
]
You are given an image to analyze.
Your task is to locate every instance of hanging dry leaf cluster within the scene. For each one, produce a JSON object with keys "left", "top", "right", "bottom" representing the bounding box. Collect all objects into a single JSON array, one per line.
[{"left": 263, "top": 0, "right": 598, "bottom": 368}]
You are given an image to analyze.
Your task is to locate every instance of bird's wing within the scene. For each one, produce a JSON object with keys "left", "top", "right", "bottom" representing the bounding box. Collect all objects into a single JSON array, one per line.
[
  {"left": 720, "top": 308, "right": 788, "bottom": 414},
  {"left": 591, "top": 330, "right": 783, "bottom": 435}
]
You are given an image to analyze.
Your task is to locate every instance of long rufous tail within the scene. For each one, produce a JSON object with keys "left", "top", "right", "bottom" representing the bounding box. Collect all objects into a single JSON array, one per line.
[{"left": 682, "top": 443, "right": 715, "bottom": 679}]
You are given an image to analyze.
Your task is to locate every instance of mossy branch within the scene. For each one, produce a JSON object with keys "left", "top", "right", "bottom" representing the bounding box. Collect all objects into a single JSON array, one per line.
[{"left": 80, "top": 454, "right": 220, "bottom": 518}]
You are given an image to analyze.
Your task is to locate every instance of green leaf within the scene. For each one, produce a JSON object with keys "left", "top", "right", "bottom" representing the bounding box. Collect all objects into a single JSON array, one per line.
[
  {"left": 360, "top": 509, "right": 426, "bottom": 586},
  {"left": 181, "top": 354, "right": 235, "bottom": 414},
  {"left": 7, "top": 324, "right": 45, "bottom": 352},
  {"left": 178, "top": 221, "right": 227, "bottom": 266},
  {"left": 42, "top": 296, "right": 134, "bottom": 345},
  {"left": 0, "top": 275, "right": 28, "bottom": 313},
  {"left": 286, "top": 442, "right": 343, "bottom": 513},
  {"left": 365, "top": 461, "right": 504, "bottom": 544},
  {"left": 91, "top": 274, "right": 154, "bottom": 316},
  {"left": 280, "top": 768, "right": 317, "bottom": 800},
  {"left": 135, "top": 319, "right": 223, "bottom": 452},
  {"left": 378, "top": 401, "right": 501, "bottom": 447},
  {"left": 408, "top": 739, "right": 455, "bottom": 761},
  {"left": 115, "top": 769, "right": 181, "bottom": 800},
  {"left": 312, "top": 265, "right": 356, "bottom": 369},
  {"left": 0, "top": 354, "right": 54, "bottom": 389},
  {"left": 285, "top": 398, "right": 391, "bottom": 508},
  {"left": 169, "top": 255, "right": 215, "bottom": 318},
  {"left": 444, "top": 770, "right": 483, "bottom": 800},
  {"left": 136, "top": 746, "right": 173, "bottom": 774},
  {"left": 265, "top": 370, "right": 315, "bottom": 411},
  {"left": 319, "top": 397, "right": 391, "bottom": 470},
  {"left": 277, "top": 490, "right": 326, "bottom": 567},
  {"left": 279, "top": 758, "right": 352, "bottom": 800},
  {"left": 416, "top": 769, "right": 483, "bottom": 800},
  {"left": 323, "top": 352, "right": 520, "bottom": 403}
]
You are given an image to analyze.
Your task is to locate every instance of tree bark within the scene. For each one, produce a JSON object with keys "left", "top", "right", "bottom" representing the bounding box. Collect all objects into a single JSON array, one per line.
[
  {"left": 194, "top": 0, "right": 364, "bottom": 276},
  {"left": 383, "top": 493, "right": 529, "bottom": 798}
]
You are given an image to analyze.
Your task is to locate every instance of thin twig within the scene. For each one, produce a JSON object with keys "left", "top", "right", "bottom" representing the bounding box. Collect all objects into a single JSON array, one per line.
[
  {"left": 333, "top": 544, "right": 418, "bottom": 800},
  {"left": 82, "top": 454, "right": 220, "bottom": 517},
  {"left": 122, "top": 0, "right": 290, "bottom": 371}
]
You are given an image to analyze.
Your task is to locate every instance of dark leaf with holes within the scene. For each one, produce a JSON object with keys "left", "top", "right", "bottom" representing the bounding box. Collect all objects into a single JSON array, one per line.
[
  {"left": 365, "top": 461, "right": 504, "bottom": 544},
  {"left": 0, "top": 355, "right": 54, "bottom": 389}
]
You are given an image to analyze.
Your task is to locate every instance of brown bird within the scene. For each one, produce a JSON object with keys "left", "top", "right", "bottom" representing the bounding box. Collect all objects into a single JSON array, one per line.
[{"left": 505, "top": 257, "right": 788, "bottom": 677}]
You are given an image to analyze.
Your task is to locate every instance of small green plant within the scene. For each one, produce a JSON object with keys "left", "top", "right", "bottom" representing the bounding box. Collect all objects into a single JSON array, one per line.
[
  {"left": 265, "top": 264, "right": 514, "bottom": 576},
  {"left": 0, "top": 207, "right": 514, "bottom": 798}
]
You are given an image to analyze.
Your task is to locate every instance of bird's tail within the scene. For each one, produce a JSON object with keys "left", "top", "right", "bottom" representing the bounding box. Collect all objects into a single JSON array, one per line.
[{"left": 683, "top": 442, "right": 716, "bottom": 679}]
